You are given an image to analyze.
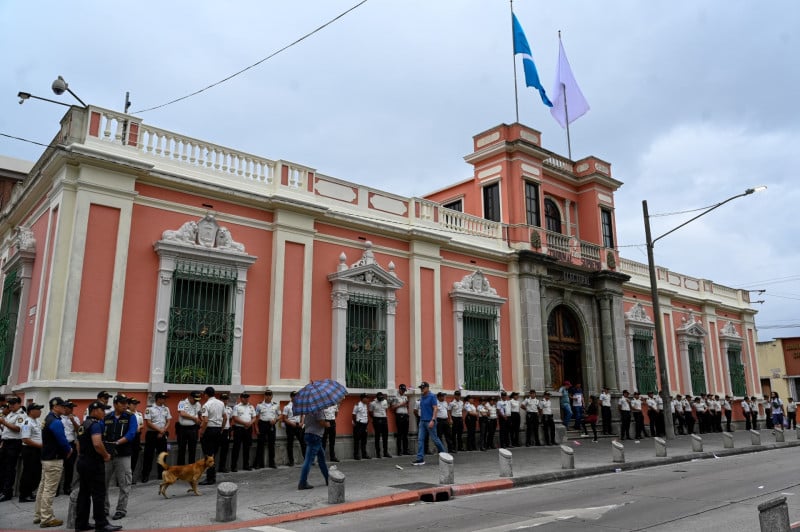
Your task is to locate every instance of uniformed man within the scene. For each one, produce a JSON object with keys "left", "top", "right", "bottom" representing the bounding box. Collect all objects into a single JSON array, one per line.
[
  {"left": 496, "top": 391, "right": 509, "bottom": 449},
  {"left": 599, "top": 387, "right": 613, "bottom": 435},
  {"left": 618, "top": 390, "right": 632, "bottom": 440},
  {"left": 646, "top": 391, "right": 659, "bottom": 438},
  {"left": 390, "top": 384, "right": 410, "bottom": 456},
  {"left": 464, "top": 395, "right": 478, "bottom": 451},
  {"left": 140, "top": 392, "right": 171, "bottom": 483},
  {"left": 126, "top": 398, "right": 143, "bottom": 484},
  {"left": 0, "top": 396, "right": 26, "bottom": 501},
  {"left": 631, "top": 391, "right": 647, "bottom": 440},
  {"left": 321, "top": 403, "right": 339, "bottom": 463},
  {"left": 521, "top": 389, "right": 541, "bottom": 446},
  {"left": 60, "top": 399, "right": 81, "bottom": 494},
  {"left": 486, "top": 396, "right": 498, "bottom": 449},
  {"left": 435, "top": 392, "right": 453, "bottom": 452},
  {"left": 254, "top": 389, "right": 280, "bottom": 469},
  {"left": 369, "top": 392, "right": 391, "bottom": 458},
  {"left": 230, "top": 393, "right": 255, "bottom": 472},
  {"left": 103, "top": 394, "right": 138, "bottom": 521},
  {"left": 216, "top": 393, "right": 233, "bottom": 473},
  {"left": 477, "top": 397, "right": 489, "bottom": 451},
  {"left": 85, "top": 391, "right": 113, "bottom": 418},
  {"left": 351, "top": 393, "right": 370, "bottom": 460},
  {"left": 176, "top": 391, "right": 202, "bottom": 465},
  {"left": 742, "top": 395, "right": 752, "bottom": 431},
  {"left": 35, "top": 397, "right": 73, "bottom": 528},
  {"left": 540, "top": 392, "right": 556, "bottom": 445},
  {"left": 450, "top": 391, "right": 465, "bottom": 452},
  {"left": 283, "top": 392, "right": 306, "bottom": 466},
  {"left": 75, "top": 401, "right": 121, "bottom": 532},
  {"left": 19, "top": 403, "right": 44, "bottom": 502},
  {"left": 199, "top": 387, "right": 226, "bottom": 485}
]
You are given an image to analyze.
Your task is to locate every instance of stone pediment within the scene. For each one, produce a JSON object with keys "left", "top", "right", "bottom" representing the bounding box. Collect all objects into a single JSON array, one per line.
[
  {"left": 327, "top": 242, "right": 404, "bottom": 290},
  {"left": 450, "top": 270, "right": 506, "bottom": 306},
  {"left": 625, "top": 302, "right": 653, "bottom": 325},
  {"left": 676, "top": 314, "right": 707, "bottom": 338},
  {"left": 159, "top": 214, "right": 246, "bottom": 253},
  {"left": 719, "top": 321, "right": 742, "bottom": 341}
]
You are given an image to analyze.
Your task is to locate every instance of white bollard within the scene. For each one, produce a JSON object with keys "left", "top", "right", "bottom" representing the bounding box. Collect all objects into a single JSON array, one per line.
[
  {"left": 327, "top": 469, "right": 346, "bottom": 504},
  {"left": 612, "top": 440, "right": 625, "bottom": 463},
  {"left": 775, "top": 428, "right": 785, "bottom": 443},
  {"left": 654, "top": 437, "right": 667, "bottom": 457},
  {"left": 555, "top": 425, "right": 567, "bottom": 444},
  {"left": 758, "top": 496, "right": 791, "bottom": 532},
  {"left": 722, "top": 432, "right": 734, "bottom": 449},
  {"left": 560, "top": 445, "right": 575, "bottom": 469},
  {"left": 215, "top": 482, "right": 238, "bottom": 523},
  {"left": 691, "top": 434, "right": 703, "bottom": 452},
  {"left": 438, "top": 452, "right": 454, "bottom": 485},
  {"left": 750, "top": 429, "right": 762, "bottom": 446},
  {"left": 498, "top": 448, "right": 513, "bottom": 478},
  {"left": 796, "top": 427, "right": 800, "bottom": 440}
]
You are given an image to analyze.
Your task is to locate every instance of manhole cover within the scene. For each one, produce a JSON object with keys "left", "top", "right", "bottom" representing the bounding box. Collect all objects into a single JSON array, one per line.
[
  {"left": 390, "top": 482, "right": 439, "bottom": 490},
  {"left": 251, "top": 501, "right": 311, "bottom": 516}
]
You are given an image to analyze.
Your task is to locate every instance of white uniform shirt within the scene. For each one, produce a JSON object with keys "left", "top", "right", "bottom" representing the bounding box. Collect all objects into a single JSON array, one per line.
[
  {"left": 539, "top": 398, "right": 553, "bottom": 415},
  {"left": 682, "top": 399, "right": 692, "bottom": 413},
  {"left": 477, "top": 403, "right": 488, "bottom": 418},
  {"left": 509, "top": 398, "right": 520, "bottom": 413},
  {"left": 788, "top": 401, "right": 797, "bottom": 413},
  {"left": 450, "top": 399, "right": 464, "bottom": 417},
  {"left": 370, "top": 399, "right": 389, "bottom": 418},
  {"left": 496, "top": 400, "right": 509, "bottom": 417},
  {"left": 436, "top": 400, "right": 449, "bottom": 419},
  {"left": 695, "top": 401, "right": 707, "bottom": 413},
  {"left": 631, "top": 398, "right": 642, "bottom": 411},
  {"left": 201, "top": 397, "right": 225, "bottom": 428},
  {"left": 177, "top": 398, "right": 202, "bottom": 426},
  {"left": 600, "top": 392, "right": 612, "bottom": 407},
  {"left": 522, "top": 397, "right": 539, "bottom": 413},
  {"left": 256, "top": 401, "right": 280, "bottom": 422},
  {"left": 671, "top": 399, "right": 680, "bottom": 414},
  {"left": 656, "top": 396, "right": 664, "bottom": 411},
  {"left": 323, "top": 405, "right": 338, "bottom": 421},
  {"left": 464, "top": 402, "right": 477, "bottom": 418},
  {"left": 21, "top": 416, "right": 42, "bottom": 446},
  {"left": 742, "top": 400, "right": 751, "bottom": 413},
  {"left": 283, "top": 402, "right": 301, "bottom": 425},
  {"left": 646, "top": 397, "right": 658, "bottom": 411},
  {"left": 232, "top": 403, "right": 256, "bottom": 426},
  {"left": 392, "top": 394, "right": 409, "bottom": 415},
  {"left": 2, "top": 409, "right": 26, "bottom": 440},
  {"left": 723, "top": 399, "right": 732, "bottom": 411},
  {"left": 619, "top": 397, "right": 631, "bottom": 412},
  {"left": 62, "top": 414, "right": 81, "bottom": 442},
  {"left": 487, "top": 404, "right": 498, "bottom": 419},
  {"left": 144, "top": 404, "right": 172, "bottom": 430},
  {"left": 353, "top": 402, "right": 369, "bottom": 423}
]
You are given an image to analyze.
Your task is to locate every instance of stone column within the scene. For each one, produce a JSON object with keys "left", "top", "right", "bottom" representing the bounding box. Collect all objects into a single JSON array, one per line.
[
  {"left": 598, "top": 294, "right": 618, "bottom": 391},
  {"left": 540, "top": 281, "right": 551, "bottom": 389},
  {"left": 758, "top": 497, "right": 790, "bottom": 532},
  {"left": 216, "top": 482, "right": 238, "bottom": 522}
]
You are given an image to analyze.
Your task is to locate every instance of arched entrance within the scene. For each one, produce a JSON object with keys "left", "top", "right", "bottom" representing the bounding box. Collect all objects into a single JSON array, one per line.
[{"left": 548, "top": 305, "right": 583, "bottom": 389}]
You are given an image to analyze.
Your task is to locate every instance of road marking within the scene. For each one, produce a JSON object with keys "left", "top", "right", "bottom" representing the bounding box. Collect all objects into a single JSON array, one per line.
[{"left": 472, "top": 504, "right": 623, "bottom": 531}]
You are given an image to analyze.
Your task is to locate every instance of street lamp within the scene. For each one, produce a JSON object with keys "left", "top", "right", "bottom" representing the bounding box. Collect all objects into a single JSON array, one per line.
[
  {"left": 18, "top": 75, "right": 86, "bottom": 108},
  {"left": 643, "top": 186, "right": 766, "bottom": 440}
]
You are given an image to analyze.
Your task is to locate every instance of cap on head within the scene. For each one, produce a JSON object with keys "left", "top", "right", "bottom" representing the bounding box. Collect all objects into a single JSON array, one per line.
[
  {"left": 376, "top": 392, "right": 385, "bottom": 399},
  {"left": 113, "top": 394, "right": 128, "bottom": 404},
  {"left": 399, "top": 384, "right": 407, "bottom": 391},
  {"left": 220, "top": 393, "right": 230, "bottom": 400},
  {"left": 264, "top": 389, "right": 273, "bottom": 395},
  {"left": 28, "top": 403, "right": 44, "bottom": 411},
  {"left": 436, "top": 392, "right": 445, "bottom": 398},
  {"left": 563, "top": 381, "right": 571, "bottom": 387},
  {"left": 418, "top": 381, "right": 430, "bottom": 389},
  {"left": 240, "top": 393, "right": 250, "bottom": 398},
  {"left": 126, "top": 398, "right": 139, "bottom": 405},
  {"left": 97, "top": 391, "right": 112, "bottom": 399},
  {"left": 454, "top": 390, "right": 461, "bottom": 396},
  {"left": 155, "top": 392, "right": 168, "bottom": 400},
  {"left": 88, "top": 401, "right": 106, "bottom": 412},
  {"left": 7, "top": 396, "right": 21, "bottom": 404},
  {"left": 500, "top": 391, "right": 508, "bottom": 397},
  {"left": 49, "top": 397, "right": 67, "bottom": 408},
  {"left": 190, "top": 391, "right": 202, "bottom": 399},
  {"left": 360, "top": 393, "right": 367, "bottom": 399}
]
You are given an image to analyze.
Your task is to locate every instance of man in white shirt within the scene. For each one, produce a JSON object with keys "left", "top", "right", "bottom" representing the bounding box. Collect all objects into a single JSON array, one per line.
[
  {"left": 618, "top": 390, "right": 631, "bottom": 441},
  {"left": 61, "top": 400, "right": 81, "bottom": 493},
  {"left": 199, "top": 386, "right": 226, "bottom": 485},
  {"left": 742, "top": 395, "right": 752, "bottom": 431},
  {"left": 540, "top": 392, "right": 555, "bottom": 445},
  {"left": 599, "top": 387, "right": 613, "bottom": 435},
  {"left": 0, "top": 396, "right": 27, "bottom": 501},
  {"left": 231, "top": 393, "right": 256, "bottom": 472},
  {"left": 390, "top": 384, "right": 410, "bottom": 456},
  {"left": 369, "top": 392, "right": 391, "bottom": 458},
  {"left": 254, "top": 390, "right": 280, "bottom": 469},
  {"left": 436, "top": 392, "right": 453, "bottom": 453},
  {"left": 19, "top": 403, "right": 43, "bottom": 502},
  {"left": 509, "top": 392, "right": 521, "bottom": 447},
  {"left": 497, "top": 391, "right": 510, "bottom": 449},
  {"left": 521, "top": 389, "right": 541, "bottom": 446},
  {"left": 450, "top": 391, "right": 465, "bottom": 452},
  {"left": 352, "top": 393, "right": 370, "bottom": 460},
  {"left": 176, "top": 391, "right": 202, "bottom": 465},
  {"left": 646, "top": 392, "right": 659, "bottom": 438},
  {"left": 283, "top": 391, "right": 306, "bottom": 466}
]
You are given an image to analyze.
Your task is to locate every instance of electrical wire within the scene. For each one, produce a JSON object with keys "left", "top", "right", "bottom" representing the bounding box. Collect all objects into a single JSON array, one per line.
[
  {"left": 0, "top": 133, "right": 56, "bottom": 148},
  {"left": 131, "top": 0, "right": 370, "bottom": 114},
  {"left": 648, "top": 203, "right": 721, "bottom": 218}
]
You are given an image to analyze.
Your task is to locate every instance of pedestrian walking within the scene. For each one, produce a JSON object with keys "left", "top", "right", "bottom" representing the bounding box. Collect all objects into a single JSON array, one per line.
[
  {"left": 199, "top": 386, "right": 226, "bottom": 486},
  {"left": 297, "top": 408, "right": 329, "bottom": 490},
  {"left": 390, "top": 384, "right": 410, "bottom": 456},
  {"left": 411, "top": 382, "right": 446, "bottom": 465},
  {"left": 763, "top": 395, "right": 773, "bottom": 429},
  {"left": 103, "top": 394, "right": 138, "bottom": 521},
  {"left": 19, "top": 403, "right": 43, "bottom": 502},
  {"left": 787, "top": 397, "right": 796, "bottom": 429},
  {"left": 175, "top": 391, "right": 202, "bottom": 465},
  {"left": 140, "top": 392, "right": 171, "bottom": 483},
  {"left": 557, "top": 381, "right": 572, "bottom": 429},
  {"left": 369, "top": 392, "right": 391, "bottom": 458},
  {"left": 750, "top": 396, "right": 760, "bottom": 430},
  {"left": 571, "top": 384, "right": 585, "bottom": 432},
  {"left": 254, "top": 390, "right": 279, "bottom": 469},
  {"left": 585, "top": 395, "right": 599, "bottom": 442},
  {"left": 230, "top": 393, "right": 255, "bottom": 471},
  {"left": 352, "top": 393, "right": 370, "bottom": 460},
  {"left": 35, "top": 397, "right": 73, "bottom": 528},
  {"left": 771, "top": 392, "right": 784, "bottom": 429}
]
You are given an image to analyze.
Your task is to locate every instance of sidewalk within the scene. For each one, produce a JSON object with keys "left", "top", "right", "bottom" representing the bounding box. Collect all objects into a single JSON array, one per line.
[{"left": 4, "top": 429, "right": 798, "bottom": 532}]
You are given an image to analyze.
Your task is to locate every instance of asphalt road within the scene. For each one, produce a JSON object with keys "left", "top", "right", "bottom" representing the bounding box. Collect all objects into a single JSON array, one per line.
[{"left": 259, "top": 446, "right": 800, "bottom": 532}]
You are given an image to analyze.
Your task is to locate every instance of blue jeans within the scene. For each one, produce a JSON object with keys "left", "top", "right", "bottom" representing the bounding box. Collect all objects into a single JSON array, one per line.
[
  {"left": 416, "top": 420, "right": 446, "bottom": 461},
  {"left": 561, "top": 403, "right": 572, "bottom": 428},
  {"left": 298, "top": 433, "right": 328, "bottom": 487},
  {"left": 572, "top": 406, "right": 584, "bottom": 428}
]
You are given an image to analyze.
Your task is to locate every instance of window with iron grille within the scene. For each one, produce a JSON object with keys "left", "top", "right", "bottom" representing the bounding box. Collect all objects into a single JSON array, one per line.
[
  {"left": 0, "top": 270, "right": 20, "bottom": 386},
  {"left": 544, "top": 198, "right": 562, "bottom": 233},
  {"left": 633, "top": 329, "right": 656, "bottom": 394},
  {"left": 689, "top": 342, "right": 706, "bottom": 394},
  {"left": 165, "top": 261, "right": 236, "bottom": 385},
  {"left": 525, "top": 181, "right": 540, "bottom": 227},
  {"left": 601, "top": 209, "right": 614, "bottom": 248},
  {"left": 483, "top": 183, "right": 500, "bottom": 222},
  {"left": 346, "top": 294, "right": 387, "bottom": 389},
  {"left": 463, "top": 305, "right": 499, "bottom": 391},
  {"left": 728, "top": 347, "right": 746, "bottom": 396}
]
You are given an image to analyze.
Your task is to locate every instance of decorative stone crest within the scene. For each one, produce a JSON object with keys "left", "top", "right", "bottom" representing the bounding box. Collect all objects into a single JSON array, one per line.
[
  {"left": 625, "top": 302, "right": 652, "bottom": 324},
  {"left": 350, "top": 241, "right": 378, "bottom": 269},
  {"left": 677, "top": 311, "right": 706, "bottom": 337},
  {"left": 161, "top": 214, "right": 246, "bottom": 253},
  {"left": 719, "top": 321, "right": 741, "bottom": 339},
  {"left": 606, "top": 250, "right": 616, "bottom": 270},
  {"left": 530, "top": 231, "right": 541, "bottom": 249},
  {"left": 12, "top": 226, "right": 36, "bottom": 253},
  {"left": 328, "top": 241, "right": 403, "bottom": 291},
  {"left": 453, "top": 270, "right": 496, "bottom": 295}
]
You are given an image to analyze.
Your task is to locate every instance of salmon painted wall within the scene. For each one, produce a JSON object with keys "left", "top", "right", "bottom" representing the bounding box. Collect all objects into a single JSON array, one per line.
[
  {"left": 420, "top": 267, "right": 436, "bottom": 384},
  {"left": 72, "top": 204, "right": 120, "bottom": 373},
  {"left": 279, "top": 242, "right": 304, "bottom": 380},
  {"left": 33, "top": 208, "right": 58, "bottom": 376}
]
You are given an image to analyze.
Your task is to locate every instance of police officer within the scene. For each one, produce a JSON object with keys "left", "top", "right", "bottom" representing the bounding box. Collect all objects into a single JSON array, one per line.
[
  {"left": 199, "top": 386, "right": 226, "bottom": 485},
  {"left": 126, "top": 398, "right": 143, "bottom": 484},
  {"left": 0, "top": 396, "right": 26, "bottom": 501},
  {"left": 216, "top": 393, "right": 233, "bottom": 473},
  {"left": 322, "top": 403, "right": 339, "bottom": 463},
  {"left": 351, "top": 393, "right": 370, "bottom": 460},
  {"left": 19, "top": 403, "right": 44, "bottom": 502},
  {"left": 36, "top": 397, "right": 73, "bottom": 528},
  {"left": 254, "top": 389, "right": 280, "bottom": 469},
  {"left": 283, "top": 392, "right": 306, "bottom": 466},
  {"left": 435, "top": 392, "right": 452, "bottom": 452},
  {"left": 369, "top": 392, "right": 391, "bottom": 458},
  {"left": 75, "top": 401, "right": 121, "bottom": 532},
  {"left": 390, "top": 384, "right": 410, "bottom": 456},
  {"left": 176, "top": 391, "right": 202, "bottom": 465},
  {"left": 230, "top": 393, "right": 255, "bottom": 472},
  {"left": 61, "top": 399, "right": 81, "bottom": 494},
  {"left": 140, "top": 392, "right": 171, "bottom": 483},
  {"left": 85, "top": 391, "right": 113, "bottom": 418},
  {"left": 450, "top": 391, "right": 465, "bottom": 452},
  {"left": 103, "top": 394, "right": 138, "bottom": 521},
  {"left": 521, "top": 389, "right": 541, "bottom": 446}
]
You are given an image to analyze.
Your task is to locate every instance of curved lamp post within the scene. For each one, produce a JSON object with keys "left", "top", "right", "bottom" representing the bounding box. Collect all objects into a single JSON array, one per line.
[
  {"left": 18, "top": 75, "right": 86, "bottom": 108},
  {"left": 643, "top": 186, "right": 766, "bottom": 440}
]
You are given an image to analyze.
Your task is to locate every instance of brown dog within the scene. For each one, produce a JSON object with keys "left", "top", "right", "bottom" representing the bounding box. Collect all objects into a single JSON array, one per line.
[{"left": 157, "top": 452, "right": 215, "bottom": 498}]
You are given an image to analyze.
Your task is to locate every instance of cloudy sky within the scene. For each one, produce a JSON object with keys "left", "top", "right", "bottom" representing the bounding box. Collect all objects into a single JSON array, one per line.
[{"left": 1, "top": 1, "right": 798, "bottom": 340}]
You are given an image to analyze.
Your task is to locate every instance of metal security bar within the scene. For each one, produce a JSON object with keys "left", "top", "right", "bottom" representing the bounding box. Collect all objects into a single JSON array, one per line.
[
  {"left": 728, "top": 349, "right": 747, "bottom": 397},
  {"left": 0, "top": 270, "right": 20, "bottom": 385},
  {"left": 346, "top": 294, "right": 387, "bottom": 388},
  {"left": 689, "top": 342, "right": 706, "bottom": 395},
  {"left": 633, "top": 335, "right": 657, "bottom": 394},
  {"left": 463, "top": 307, "right": 499, "bottom": 391},
  {"left": 165, "top": 263, "right": 235, "bottom": 385}
]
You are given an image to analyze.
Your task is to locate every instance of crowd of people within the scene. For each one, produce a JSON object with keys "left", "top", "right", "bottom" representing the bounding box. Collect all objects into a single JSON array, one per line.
[{"left": 0, "top": 384, "right": 794, "bottom": 529}]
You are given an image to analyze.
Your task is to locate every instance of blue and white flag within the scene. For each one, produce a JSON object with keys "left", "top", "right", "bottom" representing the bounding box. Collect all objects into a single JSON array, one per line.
[
  {"left": 512, "top": 13, "right": 552, "bottom": 107},
  {"left": 550, "top": 38, "right": 590, "bottom": 128}
]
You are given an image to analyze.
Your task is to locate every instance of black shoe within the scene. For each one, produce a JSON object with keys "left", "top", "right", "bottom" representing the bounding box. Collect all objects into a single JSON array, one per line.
[
  {"left": 330, "top": 457, "right": 339, "bottom": 463},
  {"left": 298, "top": 483, "right": 314, "bottom": 490},
  {"left": 75, "top": 523, "right": 95, "bottom": 531},
  {"left": 0, "top": 493, "right": 13, "bottom": 502},
  {"left": 269, "top": 464, "right": 277, "bottom": 469},
  {"left": 353, "top": 456, "right": 361, "bottom": 460},
  {"left": 384, "top": 453, "right": 392, "bottom": 458},
  {"left": 218, "top": 468, "right": 229, "bottom": 473},
  {"left": 199, "top": 479, "right": 215, "bottom": 486},
  {"left": 253, "top": 466, "right": 263, "bottom": 470},
  {"left": 288, "top": 462, "right": 294, "bottom": 467},
  {"left": 363, "top": 455, "right": 371, "bottom": 459},
  {"left": 112, "top": 511, "right": 125, "bottom": 520},
  {"left": 244, "top": 467, "right": 253, "bottom": 471},
  {"left": 19, "top": 495, "right": 36, "bottom": 503},
  {"left": 230, "top": 468, "right": 238, "bottom": 473},
  {"left": 97, "top": 525, "right": 123, "bottom": 532}
]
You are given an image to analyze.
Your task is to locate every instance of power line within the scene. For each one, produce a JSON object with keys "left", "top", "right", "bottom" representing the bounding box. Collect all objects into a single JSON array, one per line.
[
  {"left": 648, "top": 203, "right": 720, "bottom": 218},
  {"left": 132, "top": 0, "right": 370, "bottom": 114},
  {"left": 0, "top": 133, "right": 56, "bottom": 148}
]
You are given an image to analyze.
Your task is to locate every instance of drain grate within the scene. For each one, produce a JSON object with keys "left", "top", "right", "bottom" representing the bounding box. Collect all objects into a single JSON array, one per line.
[
  {"left": 389, "top": 482, "right": 439, "bottom": 490},
  {"left": 251, "top": 501, "right": 311, "bottom": 516}
]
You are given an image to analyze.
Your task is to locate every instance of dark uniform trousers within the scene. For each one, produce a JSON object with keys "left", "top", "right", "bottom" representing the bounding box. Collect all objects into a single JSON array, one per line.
[
  {"left": 255, "top": 421, "right": 277, "bottom": 468},
  {"left": 217, "top": 428, "right": 231, "bottom": 471},
  {"left": 451, "top": 416, "right": 464, "bottom": 451},
  {"left": 436, "top": 418, "right": 453, "bottom": 452},
  {"left": 498, "top": 415, "right": 509, "bottom": 448},
  {"left": 601, "top": 405, "right": 613, "bottom": 435},
  {"left": 176, "top": 423, "right": 199, "bottom": 465},
  {"left": 465, "top": 415, "right": 477, "bottom": 451},
  {"left": 129, "top": 437, "right": 141, "bottom": 482},
  {"left": 285, "top": 424, "right": 306, "bottom": 465},
  {"left": 509, "top": 412, "right": 521, "bottom": 446},
  {"left": 525, "top": 413, "right": 541, "bottom": 446},
  {"left": 542, "top": 414, "right": 555, "bottom": 445},
  {"left": 620, "top": 411, "right": 632, "bottom": 440},
  {"left": 19, "top": 445, "right": 42, "bottom": 499},
  {"left": 685, "top": 412, "right": 695, "bottom": 434},
  {"left": 394, "top": 414, "right": 409, "bottom": 455},
  {"left": 76, "top": 458, "right": 109, "bottom": 529},
  {"left": 633, "top": 411, "right": 647, "bottom": 438},
  {"left": 353, "top": 421, "right": 369, "bottom": 459},
  {"left": 373, "top": 417, "right": 390, "bottom": 457},
  {"left": 201, "top": 427, "right": 222, "bottom": 482},
  {"left": 141, "top": 430, "right": 167, "bottom": 482},
  {"left": 486, "top": 418, "right": 497, "bottom": 449},
  {"left": 0, "top": 439, "right": 22, "bottom": 497},
  {"left": 62, "top": 441, "right": 78, "bottom": 492},
  {"left": 322, "top": 420, "right": 337, "bottom": 460},
  {"left": 478, "top": 417, "right": 488, "bottom": 450},
  {"left": 231, "top": 426, "right": 252, "bottom": 471}
]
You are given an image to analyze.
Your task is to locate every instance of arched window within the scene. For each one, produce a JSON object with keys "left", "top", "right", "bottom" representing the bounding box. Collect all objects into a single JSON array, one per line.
[{"left": 544, "top": 198, "right": 562, "bottom": 233}]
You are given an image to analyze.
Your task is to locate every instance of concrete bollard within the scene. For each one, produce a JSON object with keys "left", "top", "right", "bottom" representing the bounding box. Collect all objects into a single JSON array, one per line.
[
  {"left": 66, "top": 490, "right": 80, "bottom": 529},
  {"left": 327, "top": 469, "right": 346, "bottom": 504},
  {"left": 751, "top": 429, "right": 762, "bottom": 446},
  {"left": 438, "top": 452, "right": 454, "bottom": 485},
  {"left": 560, "top": 445, "right": 575, "bottom": 469},
  {"left": 555, "top": 425, "right": 567, "bottom": 444},
  {"left": 654, "top": 437, "right": 667, "bottom": 457},
  {"left": 691, "top": 434, "right": 703, "bottom": 452},
  {"left": 215, "top": 482, "right": 238, "bottom": 523},
  {"left": 775, "top": 428, "right": 785, "bottom": 443},
  {"left": 722, "top": 432, "right": 734, "bottom": 449},
  {"left": 612, "top": 440, "right": 625, "bottom": 463},
  {"left": 796, "top": 427, "right": 800, "bottom": 440},
  {"left": 498, "top": 448, "right": 513, "bottom": 478},
  {"left": 758, "top": 496, "right": 791, "bottom": 532}
]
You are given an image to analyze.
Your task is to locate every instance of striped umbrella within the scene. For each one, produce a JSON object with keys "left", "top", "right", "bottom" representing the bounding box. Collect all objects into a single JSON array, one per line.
[{"left": 292, "top": 378, "right": 348, "bottom": 415}]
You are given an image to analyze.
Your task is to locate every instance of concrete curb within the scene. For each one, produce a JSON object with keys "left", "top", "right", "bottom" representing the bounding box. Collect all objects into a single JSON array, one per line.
[{"left": 8, "top": 439, "right": 800, "bottom": 532}]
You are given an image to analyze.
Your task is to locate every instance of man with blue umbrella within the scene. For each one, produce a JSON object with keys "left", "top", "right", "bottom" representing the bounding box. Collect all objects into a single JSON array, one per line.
[{"left": 412, "top": 382, "right": 446, "bottom": 465}]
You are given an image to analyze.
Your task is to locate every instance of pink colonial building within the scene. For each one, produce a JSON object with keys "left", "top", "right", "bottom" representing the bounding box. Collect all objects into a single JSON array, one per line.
[{"left": 0, "top": 106, "right": 759, "bottom": 448}]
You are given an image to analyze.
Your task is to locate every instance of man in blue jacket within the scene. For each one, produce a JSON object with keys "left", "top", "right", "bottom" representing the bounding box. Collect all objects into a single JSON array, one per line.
[{"left": 103, "top": 395, "right": 138, "bottom": 521}]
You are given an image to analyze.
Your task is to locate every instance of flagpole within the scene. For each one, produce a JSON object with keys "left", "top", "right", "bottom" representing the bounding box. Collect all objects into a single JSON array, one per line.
[
  {"left": 511, "top": 0, "right": 520, "bottom": 123},
  {"left": 559, "top": 31, "right": 572, "bottom": 160}
]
